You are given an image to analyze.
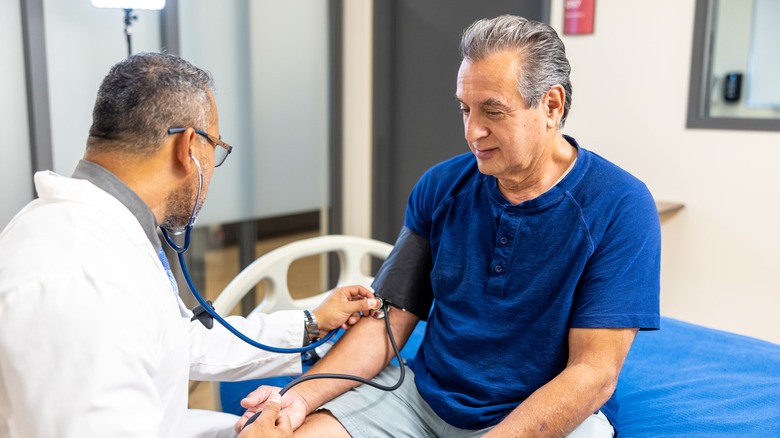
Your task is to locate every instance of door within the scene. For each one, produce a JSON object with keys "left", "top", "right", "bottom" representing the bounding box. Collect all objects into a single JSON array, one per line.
[{"left": 372, "top": 0, "right": 549, "bottom": 243}]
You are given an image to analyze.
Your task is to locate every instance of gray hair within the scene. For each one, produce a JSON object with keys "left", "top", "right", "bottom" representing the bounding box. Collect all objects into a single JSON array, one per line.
[
  {"left": 460, "top": 15, "right": 572, "bottom": 128},
  {"left": 87, "top": 52, "right": 215, "bottom": 155}
]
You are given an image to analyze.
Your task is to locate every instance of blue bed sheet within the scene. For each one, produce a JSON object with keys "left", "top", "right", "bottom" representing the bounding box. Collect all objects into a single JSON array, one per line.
[
  {"left": 610, "top": 317, "right": 780, "bottom": 436},
  {"left": 219, "top": 317, "right": 780, "bottom": 436}
]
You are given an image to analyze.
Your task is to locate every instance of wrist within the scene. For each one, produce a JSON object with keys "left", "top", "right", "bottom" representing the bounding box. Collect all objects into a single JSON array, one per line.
[{"left": 290, "top": 384, "right": 319, "bottom": 417}]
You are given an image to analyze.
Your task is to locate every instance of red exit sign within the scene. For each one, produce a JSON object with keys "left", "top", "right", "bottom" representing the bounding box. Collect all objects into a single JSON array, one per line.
[{"left": 564, "top": 0, "right": 595, "bottom": 35}]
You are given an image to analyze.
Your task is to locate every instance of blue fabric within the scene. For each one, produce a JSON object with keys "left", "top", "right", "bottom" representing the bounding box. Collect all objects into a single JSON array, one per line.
[
  {"left": 157, "top": 247, "right": 178, "bottom": 296},
  {"left": 404, "top": 137, "right": 661, "bottom": 429},
  {"left": 606, "top": 316, "right": 780, "bottom": 437}
]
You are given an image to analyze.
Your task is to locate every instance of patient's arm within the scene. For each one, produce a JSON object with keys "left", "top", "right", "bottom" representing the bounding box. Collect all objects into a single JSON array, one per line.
[
  {"left": 483, "top": 327, "right": 638, "bottom": 437},
  {"left": 236, "top": 308, "right": 419, "bottom": 432}
]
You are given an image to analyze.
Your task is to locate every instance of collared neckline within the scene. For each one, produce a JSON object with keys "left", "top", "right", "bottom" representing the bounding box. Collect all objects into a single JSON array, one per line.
[{"left": 71, "top": 160, "right": 162, "bottom": 254}]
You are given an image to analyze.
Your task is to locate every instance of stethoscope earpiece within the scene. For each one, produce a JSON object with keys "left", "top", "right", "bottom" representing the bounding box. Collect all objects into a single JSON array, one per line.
[{"left": 159, "top": 153, "right": 202, "bottom": 249}]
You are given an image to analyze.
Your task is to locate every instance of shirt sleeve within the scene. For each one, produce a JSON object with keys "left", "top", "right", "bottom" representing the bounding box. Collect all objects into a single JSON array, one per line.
[
  {"left": 187, "top": 309, "right": 303, "bottom": 382},
  {"left": 404, "top": 167, "right": 437, "bottom": 240},
  {"left": 570, "top": 184, "right": 662, "bottom": 330}
]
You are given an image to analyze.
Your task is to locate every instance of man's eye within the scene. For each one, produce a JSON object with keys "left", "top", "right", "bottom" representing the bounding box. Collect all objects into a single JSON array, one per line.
[
  {"left": 459, "top": 107, "right": 470, "bottom": 114},
  {"left": 486, "top": 111, "right": 502, "bottom": 116}
]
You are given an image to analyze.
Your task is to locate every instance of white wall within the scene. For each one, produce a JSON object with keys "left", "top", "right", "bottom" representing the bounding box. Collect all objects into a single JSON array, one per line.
[
  {"left": 549, "top": 0, "right": 780, "bottom": 344},
  {"left": 0, "top": 0, "right": 34, "bottom": 229},
  {"left": 43, "top": 1, "right": 162, "bottom": 176}
]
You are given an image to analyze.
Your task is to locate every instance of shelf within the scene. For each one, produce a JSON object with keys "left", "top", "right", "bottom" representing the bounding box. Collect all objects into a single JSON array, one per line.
[{"left": 655, "top": 201, "right": 685, "bottom": 216}]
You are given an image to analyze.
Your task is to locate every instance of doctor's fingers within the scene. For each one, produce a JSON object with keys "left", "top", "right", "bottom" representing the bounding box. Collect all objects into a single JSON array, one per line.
[
  {"left": 234, "top": 396, "right": 281, "bottom": 436},
  {"left": 341, "top": 295, "right": 381, "bottom": 316},
  {"left": 238, "top": 397, "right": 293, "bottom": 438},
  {"left": 335, "top": 285, "right": 376, "bottom": 301},
  {"left": 341, "top": 311, "right": 364, "bottom": 330}
]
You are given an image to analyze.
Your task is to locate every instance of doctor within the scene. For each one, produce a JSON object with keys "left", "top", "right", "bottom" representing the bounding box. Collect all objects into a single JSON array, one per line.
[{"left": 0, "top": 52, "right": 377, "bottom": 438}]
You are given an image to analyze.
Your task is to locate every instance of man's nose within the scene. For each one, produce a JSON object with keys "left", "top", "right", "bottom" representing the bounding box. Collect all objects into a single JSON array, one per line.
[{"left": 464, "top": 115, "right": 489, "bottom": 144}]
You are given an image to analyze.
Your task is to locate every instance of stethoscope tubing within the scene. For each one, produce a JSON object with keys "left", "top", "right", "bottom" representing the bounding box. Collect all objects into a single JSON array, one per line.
[
  {"left": 159, "top": 155, "right": 337, "bottom": 353},
  {"left": 160, "top": 152, "right": 404, "bottom": 425},
  {"left": 163, "top": 226, "right": 337, "bottom": 354}
]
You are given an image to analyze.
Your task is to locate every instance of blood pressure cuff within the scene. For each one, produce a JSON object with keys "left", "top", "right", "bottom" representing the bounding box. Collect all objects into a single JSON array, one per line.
[{"left": 371, "top": 226, "right": 434, "bottom": 321}]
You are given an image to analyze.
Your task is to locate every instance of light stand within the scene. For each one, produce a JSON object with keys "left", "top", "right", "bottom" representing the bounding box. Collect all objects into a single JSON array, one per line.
[
  {"left": 90, "top": 0, "right": 166, "bottom": 57},
  {"left": 123, "top": 9, "right": 138, "bottom": 56}
]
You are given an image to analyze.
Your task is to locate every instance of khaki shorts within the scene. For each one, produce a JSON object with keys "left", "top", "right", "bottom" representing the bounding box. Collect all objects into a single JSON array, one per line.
[{"left": 319, "top": 364, "right": 614, "bottom": 438}]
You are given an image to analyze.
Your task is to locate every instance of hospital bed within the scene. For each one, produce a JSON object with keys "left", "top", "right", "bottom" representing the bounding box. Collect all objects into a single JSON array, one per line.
[
  {"left": 210, "top": 235, "right": 393, "bottom": 411},
  {"left": 211, "top": 235, "right": 780, "bottom": 436}
]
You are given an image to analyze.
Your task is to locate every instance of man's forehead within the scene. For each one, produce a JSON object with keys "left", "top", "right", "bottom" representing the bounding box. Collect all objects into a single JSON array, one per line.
[{"left": 456, "top": 55, "right": 522, "bottom": 101}]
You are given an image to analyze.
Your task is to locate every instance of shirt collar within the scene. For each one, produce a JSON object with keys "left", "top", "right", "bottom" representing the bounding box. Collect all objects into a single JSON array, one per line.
[{"left": 71, "top": 159, "right": 162, "bottom": 254}]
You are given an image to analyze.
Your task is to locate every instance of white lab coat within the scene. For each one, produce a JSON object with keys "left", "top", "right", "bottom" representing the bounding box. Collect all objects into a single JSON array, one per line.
[{"left": 0, "top": 172, "right": 303, "bottom": 437}]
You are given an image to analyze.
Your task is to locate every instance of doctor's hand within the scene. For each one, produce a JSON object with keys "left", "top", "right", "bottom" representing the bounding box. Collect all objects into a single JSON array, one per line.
[
  {"left": 236, "top": 392, "right": 293, "bottom": 438},
  {"left": 237, "top": 386, "right": 308, "bottom": 433},
  {"left": 312, "top": 285, "right": 379, "bottom": 334}
]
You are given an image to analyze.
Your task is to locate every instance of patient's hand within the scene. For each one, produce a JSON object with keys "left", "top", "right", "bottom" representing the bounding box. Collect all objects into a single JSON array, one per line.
[
  {"left": 237, "top": 386, "right": 308, "bottom": 433},
  {"left": 312, "top": 285, "right": 379, "bottom": 334},
  {"left": 236, "top": 392, "right": 292, "bottom": 437}
]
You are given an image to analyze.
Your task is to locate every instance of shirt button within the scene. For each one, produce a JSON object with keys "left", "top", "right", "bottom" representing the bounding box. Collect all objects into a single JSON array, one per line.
[
  {"left": 494, "top": 264, "right": 503, "bottom": 273},
  {"left": 499, "top": 236, "right": 508, "bottom": 245}
]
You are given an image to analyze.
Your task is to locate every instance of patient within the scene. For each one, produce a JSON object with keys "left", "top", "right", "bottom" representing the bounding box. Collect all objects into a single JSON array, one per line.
[{"left": 237, "top": 15, "right": 661, "bottom": 438}]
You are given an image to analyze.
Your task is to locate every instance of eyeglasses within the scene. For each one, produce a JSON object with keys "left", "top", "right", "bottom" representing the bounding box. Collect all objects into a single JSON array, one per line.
[{"left": 168, "top": 127, "right": 233, "bottom": 167}]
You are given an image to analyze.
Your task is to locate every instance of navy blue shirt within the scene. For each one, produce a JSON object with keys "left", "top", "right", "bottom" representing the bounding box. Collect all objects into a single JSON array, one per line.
[{"left": 405, "top": 136, "right": 661, "bottom": 430}]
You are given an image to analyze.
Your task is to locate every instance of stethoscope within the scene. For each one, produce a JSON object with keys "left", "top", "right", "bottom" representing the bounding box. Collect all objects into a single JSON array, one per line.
[{"left": 161, "top": 154, "right": 404, "bottom": 426}]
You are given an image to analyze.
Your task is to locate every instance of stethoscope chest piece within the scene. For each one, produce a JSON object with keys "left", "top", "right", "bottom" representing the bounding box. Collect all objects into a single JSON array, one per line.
[{"left": 191, "top": 300, "right": 215, "bottom": 329}]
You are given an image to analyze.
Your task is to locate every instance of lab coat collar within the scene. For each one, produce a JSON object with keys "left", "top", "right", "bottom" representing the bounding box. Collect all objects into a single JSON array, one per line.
[{"left": 71, "top": 160, "right": 162, "bottom": 254}]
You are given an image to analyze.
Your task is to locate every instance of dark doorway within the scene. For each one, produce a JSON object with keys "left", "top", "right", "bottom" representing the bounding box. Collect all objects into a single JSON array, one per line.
[{"left": 371, "top": 1, "right": 549, "bottom": 243}]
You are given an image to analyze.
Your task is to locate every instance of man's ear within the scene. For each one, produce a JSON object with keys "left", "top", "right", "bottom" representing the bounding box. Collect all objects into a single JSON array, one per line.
[
  {"left": 173, "top": 128, "right": 198, "bottom": 175},
  {"left": 543, "top": 85, "right": 565, "bottom": 129}
]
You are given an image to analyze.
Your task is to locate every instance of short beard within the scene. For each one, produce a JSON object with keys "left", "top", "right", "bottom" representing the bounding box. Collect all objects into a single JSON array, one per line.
[{"left": 161, "top": 156, "right": 209, "bottom": 233}]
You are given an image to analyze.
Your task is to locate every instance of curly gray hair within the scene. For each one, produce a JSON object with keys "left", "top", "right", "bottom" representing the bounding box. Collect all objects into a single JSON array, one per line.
[{"left": 87, "top": 52, "right": 216, "bottom": 155}]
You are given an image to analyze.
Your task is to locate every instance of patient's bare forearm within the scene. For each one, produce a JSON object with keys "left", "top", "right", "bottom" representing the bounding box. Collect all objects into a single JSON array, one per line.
[{"left": 293, "top": 309, "right": 418, "bottom": 413}]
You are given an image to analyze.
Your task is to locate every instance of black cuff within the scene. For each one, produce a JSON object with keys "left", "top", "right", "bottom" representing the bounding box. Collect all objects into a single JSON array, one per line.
[{"left": 371, "top": 226, "right": 434, "bottom": 321}]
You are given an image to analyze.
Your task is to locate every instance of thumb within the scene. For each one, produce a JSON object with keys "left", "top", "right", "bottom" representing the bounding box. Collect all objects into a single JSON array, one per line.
[
  {"left": 276, "top": 411, "right": 293, "bottom": 431},
  {"left": 254, "top": 393, "right": 281, "bottom": 424},
  {"left": 238, "top": 393, "right": 280, "bottom": 435},
  {"left": 347, "top": 298, "right": 379, "bottom": 314},
  {"left": 263, "top": 393, "right": 282, "bottom": 413}
]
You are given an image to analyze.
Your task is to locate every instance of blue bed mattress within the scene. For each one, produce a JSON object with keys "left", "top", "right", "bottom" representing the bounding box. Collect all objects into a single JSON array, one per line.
[{"left": 609, "top": 317, "right": 780, "bottom": 436}]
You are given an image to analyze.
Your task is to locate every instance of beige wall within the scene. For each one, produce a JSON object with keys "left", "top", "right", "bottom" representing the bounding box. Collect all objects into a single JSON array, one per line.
[
  {"left": 550, "top": 0, "right": 780, "bottom": 344},
  {"left": 341, "top": 0, "right": 374, "bottom": 239},
  {"left": 342, "top": 0, "right": 780, "bottom": 344}
]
